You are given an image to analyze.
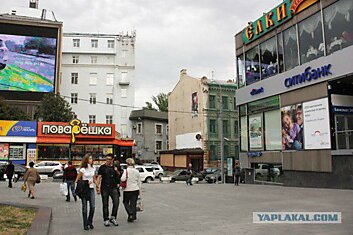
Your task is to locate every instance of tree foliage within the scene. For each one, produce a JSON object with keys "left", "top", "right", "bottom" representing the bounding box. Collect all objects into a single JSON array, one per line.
[
  {"left": 143, "top": 102, "right": 157, "bottom": 111},
  {"left": 0, "top": 97, "right": 30, "bottom": 120},
  {"left": 35, "top": 93, "right": 75, "bottom": 122},
  {"left": 151, "top": 93, "right": 168, "bottom": 112}
]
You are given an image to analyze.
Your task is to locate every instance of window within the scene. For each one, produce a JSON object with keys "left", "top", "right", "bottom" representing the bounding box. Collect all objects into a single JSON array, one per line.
[
  {"left": 89, "top": 73, "right": 97, "bottom": 85},
  {"left": 209, "top": 95, "right": 216, "bottom": 109},
  {"left": 89, "top": 93, "right": 96, "bottom": 104},
  {"left": 9, "top": 145, "right": 25, "bottom": 160},
  {"left": 248, "top": 96, "right": 280, "bottom": 114},
  {"left": 234, "top": 120, "right": 239, "bottom": 136},
  {"left": 210, "top": 144, "right": 217, "bottom": 160},
  {"left": 106, "top": 115, "right": 113, "bottom": 124},
  {"left": 89, "top": 115, "right": 96, "bottom": 123},
  {"left": 107, "top": 40, "right": 114, "bottom": 48},
  {"left": 71, "top": 93, "right": 78, "bottom": 104},
  {"left": 121, "top": 89, "right": 127, "bottom": 98},
  {"left": 121, "top": 107, "right": 127, "bottom": 118},
  {"left": 136, "top": 167, "right": 144, "bottom": 173},
  {"left": 121, "top": 72, "right": 127, "bottom": 82},
  {"left": 38, "top": 145, "right": 69, "bottom": 160},
  {"left": 260, "top": 36, "right": 278, "bottom": 79},
  {"left": 324, "top": 0, "right": 353, "bottom": 55},
  {"left": 278, "top": 33, "right": 285, "bottom": 73},
  {"left": 91, "top": 39, "right": 98, "bottom": 48},
  {"left": 245, "top": 47, "right": 260, "bottom": 85},
  {"left": 233, "top": 97, "right": 236, "bottom": 110},
  {"left": 155, "top": 141, "right": 162, "bottom": 151},
  {"left": 299, "top": 12, "right": 324, "bottom": 65},
  {"left": 106, "top": 73, "right": 114, "bottom": 85},
  {"left": 210, "top": 119, "right": 217, "bottom": 134},
  {"left": 166, "top": 125, "right": 169, "bottom": 136},
  {"left": 283, "top": 26, "right": 299, "bottom": 71},
  {"left": 137, "top": 123, "right": 142, "bottom": 134},
  {"left": 240, "top": 116, "right": 248, "bottom": 151},
  {"left": 223, "top": 144, "right": 229, "bottom": 158},
  {"left": 264, "top": 110, "right": 282, "bottom": 150},
  {"left": 155, "top": 124, "right": 162, "bottom": 134},
  {"left": 91, "top": 56, "right": 97, "bottom": 64},
  {"left": 237, "top": 54, "right": 246, "bottom": 88},
  {"left": 106, "top": 93, "right": 113, "bottom": 104},
  {"left": 73, "top": 39, "right": 80, "bottom": 47},
  {"left": 71, "top": 72, "right": 78, "bottom": 84},
  {"left": 72, "top": 56, "right": 79, "bottom": 64},
  {"left": 223, "top": 120, "right": 229, "bottom": 137},
  {"left": 222, "top": 96, "right": 228, "bottom": 110}
]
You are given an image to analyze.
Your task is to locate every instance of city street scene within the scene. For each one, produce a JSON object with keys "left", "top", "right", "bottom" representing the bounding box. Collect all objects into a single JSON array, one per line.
[{"left": 0, "top": 0, "right": 353, "bottom": 234}]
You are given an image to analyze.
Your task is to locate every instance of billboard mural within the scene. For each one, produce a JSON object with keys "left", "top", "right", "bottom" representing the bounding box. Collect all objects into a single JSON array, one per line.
[
  {"left": 281, "top": 104, "right": 304, "bottom": 150},
  {"left": 0, "top": 34, "right": 56, "bottom": 92},
  {"left": 0, "top": 143, "right": 9, "bottom": 160},
  {"left": 0, "top": 121, "right": 37, "bottom": 137}
]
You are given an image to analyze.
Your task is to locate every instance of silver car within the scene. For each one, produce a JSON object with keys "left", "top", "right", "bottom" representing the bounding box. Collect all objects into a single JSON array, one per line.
[{"left": 0, "top": 39, "right": 8, "bottom": 70}]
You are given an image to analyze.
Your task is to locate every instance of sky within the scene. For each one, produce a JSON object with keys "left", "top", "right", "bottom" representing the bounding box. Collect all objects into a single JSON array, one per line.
[{"left": 1, "top": 0, "right": 282, "bottom": 108}]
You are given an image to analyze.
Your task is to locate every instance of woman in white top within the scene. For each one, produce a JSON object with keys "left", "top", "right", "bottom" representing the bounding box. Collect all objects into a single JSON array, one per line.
[
  {"left": 76, "top": 154, "right": 97, "bottom": 231},
  {"left": 120, "top": 158, "right": 141, "bottom": 222}
]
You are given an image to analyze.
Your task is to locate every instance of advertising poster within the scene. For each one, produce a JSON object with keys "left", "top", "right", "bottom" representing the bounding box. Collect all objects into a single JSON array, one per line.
[
  {"left": 0, "top": 121, "right": 37, "bottom": 137},
  {"left": 27, "top": 148, "right": 36, "bottom": 165},
  {"left": 303, "top": 98, "right": 331, "bottom": 149},
  {"left": 281, "top": 104, "right": 304, "bottom": 150},
  {"left": 0, "top": 34, "right": 56, "bottom": 92},
  {"left": 191, "top": 92, "right": 198, "bottom": 117},
  {"left": 227, "top": 158, "right": 233, "bottom": 177},
  {"left": 249, "top": 114, "right": 263, "bottom": 149},
  {"left": 0, "top": 143, "right": 9, "bottom": 160}
]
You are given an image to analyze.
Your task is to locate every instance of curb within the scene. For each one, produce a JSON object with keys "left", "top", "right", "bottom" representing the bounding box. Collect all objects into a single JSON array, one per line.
[{"left": 0, "top": 202, "right": 52, "bottom": 235}]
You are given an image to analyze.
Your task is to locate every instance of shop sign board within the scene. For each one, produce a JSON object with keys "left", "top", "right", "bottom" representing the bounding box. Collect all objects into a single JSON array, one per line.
[
  {"left": 332, "top": 106, "right": 353, "bottom": 115},
  {"left": 0, "top": 121, "right": 37, "bottom": 137},
  {"left": 38, "top": 119, "right": 114, "bottom": 143},
  {"left": 243, "top": 0, "right": 319, "bottom": 44},
  {"left": 303, "top": 98, "right": 331, "bottom": 149}
]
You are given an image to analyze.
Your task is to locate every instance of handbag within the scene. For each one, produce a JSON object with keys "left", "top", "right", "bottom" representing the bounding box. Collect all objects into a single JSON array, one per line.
[
  {"left": 120, "top": 169, "right": 128, "bottom": 189},
  {"left": 136, "top": 197, "right": 144, "bottom": 212},
  {"left": 36, "top": 172, "right": 41, "bottom": 184},
  {"left": 60, "top": 183, "right": 68, "bottom": 196},
  {"left": 21, "top": 183, "right": 27, "bottom": 192}
]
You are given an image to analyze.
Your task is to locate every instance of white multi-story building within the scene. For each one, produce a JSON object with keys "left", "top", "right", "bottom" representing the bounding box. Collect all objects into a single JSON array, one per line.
[{"left": 60, "top": 32, "right": 136, "bottom": 137}]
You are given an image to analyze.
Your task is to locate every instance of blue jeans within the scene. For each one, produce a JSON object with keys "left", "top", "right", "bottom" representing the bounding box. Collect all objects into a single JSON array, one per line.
[
  {"left": 66, "top": 181, "right": 76, "bottom": 200},
  {"left": 101, "top": 188, "right": 120, "bottom": 221},
  {"left": 81, "top": 188, "right": 95, "bottom": 228}
]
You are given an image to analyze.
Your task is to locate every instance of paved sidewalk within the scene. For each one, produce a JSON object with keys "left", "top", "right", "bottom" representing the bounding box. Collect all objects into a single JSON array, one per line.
[{"left": 0, "top": 180, "right": 352, "bottom": 235}]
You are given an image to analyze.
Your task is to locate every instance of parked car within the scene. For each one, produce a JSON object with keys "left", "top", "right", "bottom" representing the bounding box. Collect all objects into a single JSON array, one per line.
[
  {"left": 205, "top": 169, "right": 221, "bottom": 183},
  {"left": 134, "top": 165, "right": 155, "bottom": 183},
  {"left": 170, "top": 170, "right": 203, "bottom": 182},
  {"left": 0, "top": 38, "right": 9, "bottom": 70},
  {"left": 145, "top": 164, "right": 164, "bottom": 178},
  {"left": 29, "top": 161, "right": 63, "bottom": 176},
  {"left": 255, "top": 164, "right": 280, "bottom": 177},
  {"left": 0, "top": 163, "right": 27, "bottom": 181},
  {"left": 201, "top": 168, "right": 219, "bottom": 178}
]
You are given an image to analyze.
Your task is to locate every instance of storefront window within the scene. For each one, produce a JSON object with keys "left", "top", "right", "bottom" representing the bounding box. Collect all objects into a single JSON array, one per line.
[
  {"left": 264, "top": 110, "right": 282, "bottom": 150},
  {"left": 38, "top": 145, "right": 70, "bottom": 160},
  {"left": 299, "top": 13, "right": 324, "bottom": 65},
  {"left": 240, "top": 116, "right": 248, "bottom": 151},
  {"left": 71, "top": 145, "right": 85, "bottom": 160},
  {"left": 245, "top": 46, "right": 260, "bottom": 85},
  {"left": 9, "top": 144, "right": 25, "bottom": 160},
  {"left": 283, "top": 26, "right": 299, "bottom": 71},
  {"left": 260, "top": 36, "right": 278, "bottom": 79},
  {"left": 237, "top": 54, "right": 246, "bottom": 88},
  {"left": 248, "top": 96, "right": 279, "bottom": 114},
  {"left": 324, "top": 0, "right": 353, "bottom": 55},
  {"left": 278, "top": 33, "right": 284, "bottom": 73}
]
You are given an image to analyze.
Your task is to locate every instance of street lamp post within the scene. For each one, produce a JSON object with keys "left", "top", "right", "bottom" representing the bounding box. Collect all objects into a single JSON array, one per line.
[{"left": 218, "top": 85, "right": 224, "bottom": 184}]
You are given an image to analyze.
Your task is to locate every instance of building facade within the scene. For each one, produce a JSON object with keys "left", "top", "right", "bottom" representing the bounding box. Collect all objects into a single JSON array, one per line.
[
  {"left": 168, "top": 69, "right": 239, "bottom": 168},
  {"left": 60, "top": 32, "right": 136, "bottom": 138},
  {"left": 129, "top": 109, "right": 168, "bottom": 162},
  {"left": 235, "top": 0, "right": 353, "bottom": 188}
]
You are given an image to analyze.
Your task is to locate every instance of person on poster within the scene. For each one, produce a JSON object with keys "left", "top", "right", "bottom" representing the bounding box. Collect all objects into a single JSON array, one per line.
[
  {"left": 295, "top": 105, "right": 304, "bottom": 145},
  {"left": 282, "top": 111, "right": 302, "bottom": 150}
]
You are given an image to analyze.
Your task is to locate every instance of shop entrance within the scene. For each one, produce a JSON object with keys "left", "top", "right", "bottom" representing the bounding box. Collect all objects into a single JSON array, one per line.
[{"left": 335, "top": 115, "right": 353, "bottom": 149}]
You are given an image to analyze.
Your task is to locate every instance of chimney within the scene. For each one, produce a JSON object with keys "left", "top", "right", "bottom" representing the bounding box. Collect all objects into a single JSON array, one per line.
[
  {"left": 29, "top": 0, "right": 39, "bottom": 9},
  {"left": 11, "top": 10, "right": 16, "bottom": 15},
  {"left": 180, "top": 69, "right": 187, "bottom": 77}
]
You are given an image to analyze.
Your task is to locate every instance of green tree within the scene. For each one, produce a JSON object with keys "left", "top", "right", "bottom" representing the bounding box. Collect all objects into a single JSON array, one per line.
[
  {"left": 0, "top": 97, "right": 30, "bottom": 120},
  {"left": 143, "top": 102, "right": 157, "bottom": 111},
  {"left": 35, "top": 93, "right": 75, "bottom": 122},
  {"left": 151, "top": 93, "right": 168, "bottom": 112}
]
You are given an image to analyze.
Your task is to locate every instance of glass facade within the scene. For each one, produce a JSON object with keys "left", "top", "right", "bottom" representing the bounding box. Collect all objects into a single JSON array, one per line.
[
  {"left": 260, "top": 36, "right": 278, "bottom": 79},
  {"left": 283, "top": 26, "right": 299, "bottom": 71},
  {"left": 245, "top": 46, "right": 260, "bottom": 85},
  {"left": 237, "top": 54, "right": 246, "bottom": 88}
]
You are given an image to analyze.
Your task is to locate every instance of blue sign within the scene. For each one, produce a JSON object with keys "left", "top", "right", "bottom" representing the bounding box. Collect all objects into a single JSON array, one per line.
[
  {"left": 250, "top": 87, "right": 264, "bottom": 96},
  {"left": 247, "top": 152, "right": 262, "bottom": 157},
  {"left": 0, "top": 121, "right": 37, "bottom": 137},
  {"left": 332, "top": 106, "right": 353, "bottom": 115},
  {"left": 284, "top": 64, "right": 332, "bottom": 88}
]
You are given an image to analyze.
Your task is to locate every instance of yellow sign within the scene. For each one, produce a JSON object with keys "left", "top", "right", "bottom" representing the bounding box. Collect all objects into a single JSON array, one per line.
[{"left": 70, "top": 119, "right": 81, "bottom": 143}]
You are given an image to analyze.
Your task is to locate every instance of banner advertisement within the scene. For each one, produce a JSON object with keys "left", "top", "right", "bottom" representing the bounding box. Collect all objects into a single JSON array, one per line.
[
  {"left": 303, "top": 98, "right": 331, "bottom": 149},
  {"left": 0, "top": 121, "right": 37, "bottom": 137},
  {"left": 0, "top": 143, "right": 9, "bottom": 160},
  {"left": 249, "top": 114, "right": 263, "bottom": 149},
  {"left": 227, "top": 158, "right": 233, "bottom": 177},
  {"left": 281, "top": 104, "right": 304, "bottom": 150},
  {"left": 27, "top": 148, "right": 36, "bottom": 165}
]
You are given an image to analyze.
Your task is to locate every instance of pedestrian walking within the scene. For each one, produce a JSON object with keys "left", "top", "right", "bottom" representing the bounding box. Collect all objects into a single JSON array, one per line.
[
  {"left": 186, "top": 163, "right": 194, "bottom": 186},
  {"left": 5, "top": 160, "right": 14, "bottom": 188},
  {"left": 76, "top": 154, "right": 97, "bottom": 231},
  {"left": 63, "top": 161, "right": 78, "bottom": 202},
  {"left": 121, "top": 158, "right": 141, "bottom": 222},
  {"left": 234, "top": 162, "right": 241, "bottom": 186},
  {"left": 97, "top": 154, "right": 120, "bottom": 227},
  {"left": 23, "top": 161, "right": 40, "bottom": 199}
]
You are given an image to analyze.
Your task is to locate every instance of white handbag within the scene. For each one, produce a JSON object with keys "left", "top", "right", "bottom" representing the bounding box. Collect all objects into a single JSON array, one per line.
[
  {"left": 60, "top": 183, "right": 68, "bottom": 196},
  {"left": 136, "top": 197, "right": 144, "bottom": 212}
]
